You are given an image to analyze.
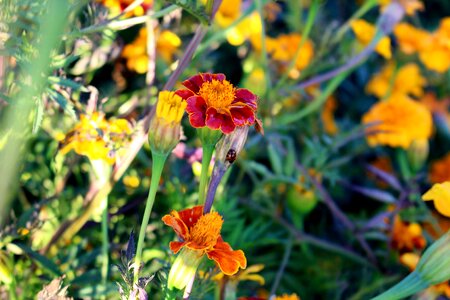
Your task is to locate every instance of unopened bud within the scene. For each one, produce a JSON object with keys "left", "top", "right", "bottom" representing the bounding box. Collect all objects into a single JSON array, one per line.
[
  {"left": 167, "top": 248, "right": 203, "bottom": 291},
  {"left": 215, "top": 126, "right": 249, "bottom": 167},
  {"left": 407, "top": 139, "right": 429, "bottom": 172}
]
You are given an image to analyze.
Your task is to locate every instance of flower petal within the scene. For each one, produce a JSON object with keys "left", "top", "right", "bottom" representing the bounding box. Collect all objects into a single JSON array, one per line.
[
  {"left": 202, "top": 73, "right": 226, "bottom": 83},
  {"left": 206, "top": 237, "right": 246, "bottom": 275},
  {"left": 230, "top": 106, "right": 255, "bottom": 126},
  {"left": 186, "top": 96, "right": 207, "bottom": 127},
  {"left": 175, "top": 89, "right": 195, "bottom": 101},
  {"left": 169, "top": 241, "right": 187, "bottom": 254},
  {"left": 234, "top": 88, "right": 257, "bottom": 110},
  {"left": 205, "top": 107, "right": 236, "bottom": 134},
  {"left": 182, "top": 74, "right": 205, "bottom": 93},
  {"left": 162, "top": 212, "right": 190, "bottom": 241},
  {"left": 177, "top": 205, "right": 204, "bottom": 229}
]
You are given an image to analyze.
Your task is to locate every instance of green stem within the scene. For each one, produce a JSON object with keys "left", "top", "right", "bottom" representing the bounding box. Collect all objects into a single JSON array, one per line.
[
  {"left": 396, "top": 149, "right": 411, "bottom": 181},
  {"left": 101, "top": 196, "right": 109, "bottom": 299},
  {"left": 198, "top": 144, "right": 215, "bottom": 205},
  {"left": 371, "top": 271, "right": 429, "bottom": 300},
  {"left": 8, "top": 277, "right": 17, "bottom": 300},
  {"left": 134, "top": 153, "right": 168, "bottom": 283}
]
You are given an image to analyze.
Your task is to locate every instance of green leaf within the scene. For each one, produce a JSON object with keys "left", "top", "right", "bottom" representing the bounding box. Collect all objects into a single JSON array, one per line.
[
  {"left": 47, "top": 89, "right": 76, "bottom": 119},
  {"left": 48, "top": 76, "right": 88, "bottom": 92},
  {"left": 14, "top": 243, "right": 61, "bottom": 276},
  {"left": 32, "top": 98, "right": 44, "bottom": 134}
]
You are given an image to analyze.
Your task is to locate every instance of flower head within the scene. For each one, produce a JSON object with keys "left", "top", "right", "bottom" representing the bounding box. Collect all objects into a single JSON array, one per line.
[
  {"left": 419, "top": 17, "right": 450, "bottom": 73},
  {"left": 394, "top": 23, "right": 430, "bottom": 55},
  {"left": 351, "top": 19, "right": 391, "bottom": 59},
  {"left": 391, "top": 215, "right": 426, "bottom": 252},
  {"left": 365, "top": 63, "right": 427, "bottom": 99},
  {"left": 362, "top": 94, "right": 432, "bottom": 148},
  {"left": 162, "top": 205, "right": 246, "bottom": 276},
  {"left": 275, "top": 293, "right": 301, "bottom": 300},
  {"left": 175, "top": 73, "right": 258, "bottom": 134},
  {"left": 148, "top": 91, "right": 186, "bottom": 154},
  {"left": 422, "top": 182, "right": 450, "bottom": 217},
  {"left": 429, "top": 153, "right": 450, "bottom": 184}
]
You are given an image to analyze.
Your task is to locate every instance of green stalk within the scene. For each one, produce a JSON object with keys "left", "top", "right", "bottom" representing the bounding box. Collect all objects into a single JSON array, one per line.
[
  {"left": 134, "top": 153, "right": 168, "bottom": 283},
  {"left": 101, "top": 196, "right": 109, "bottom": 299},
  {"left": 396, "top": 149, "right": 411, "bottom": 181},
  {"left": 8, "top": 277, "right": 17, "bottom": 300},
  {"left": 371, "top": 271, "right": 429, "bottom": 300},
  {"left": 198, "top": 144, "right": 215, "bottom": 205}
]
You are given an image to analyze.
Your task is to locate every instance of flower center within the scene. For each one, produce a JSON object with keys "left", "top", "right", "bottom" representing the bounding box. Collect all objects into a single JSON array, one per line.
[
  {"left": 190, "top": 211, "right": 223, "bottom": 249},
  {"left": 199, "top": 79, "right": 236, "bottom": 110}
]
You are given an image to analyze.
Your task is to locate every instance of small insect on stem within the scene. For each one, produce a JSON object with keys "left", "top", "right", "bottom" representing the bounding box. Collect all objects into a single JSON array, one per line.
[{"left": 226, "top": 149, "right": 237, "bottom": 164}]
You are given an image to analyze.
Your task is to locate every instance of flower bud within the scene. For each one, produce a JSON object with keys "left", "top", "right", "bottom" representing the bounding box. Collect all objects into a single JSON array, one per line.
[
  {"left": 148, "top": 91, "right": 186, "bottom": 155},
  {"left": 407, "top": 138, "right": 429, "bottom": 172},
  {"left": 416, "top": 231, "right": 450, "bottom": 285},
  {"left": 167, "top": 248, "right": 203, "bottom": 291},
  {"left": 215, "top": 126, "right": 249, "bottom": 167}
]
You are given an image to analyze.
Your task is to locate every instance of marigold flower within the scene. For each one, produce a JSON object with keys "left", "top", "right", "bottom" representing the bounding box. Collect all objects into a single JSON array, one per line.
[
  {"left": 366, "top": 63, "right": 426, "bottom": 99},
  {"left": 362, "top": 94, "right": 432, "bottom": 148},
  {"left": 429, "top": 153, "right": 450, "bottom": 184},
  {"left": 162, "top": 206, "right": 246, "bottom": 289},
  {"left": 394, "top": 23, "right": 430, "bottom": 55},
  {"left": 122, "top": 28, "right": 181, "bottom": 74},
  {"left": 98, "top": 0, "right": 153, "bottom": 17},
  {"left": 148, "top": 91, "right": 186, "bottom": 154},
  {"left": 60, "top": 112, "right": 132, "bottom": 164},
  {"left": 266, "top": 33, "right": 314, "bottom": 75},
  {"left": 351, "top": 19, "right": 391, "bottom": 59},
  {"left": 422, "top": 182, "right": 450, "bottom": 217},
  {"left": 419, "top": 17, "right": 450, "bottom": 73},
  {"left": 391, "top": 215, "right": 426, "bottom": 252},
  {"left": 378, "top": 0, "right": 424, "bottom": 16},
  {"left": 275, "top": 293, "right": 301, "bottom": 300},
  {"left": 175, "top": 73, "right": 258, "bottom": 134}
]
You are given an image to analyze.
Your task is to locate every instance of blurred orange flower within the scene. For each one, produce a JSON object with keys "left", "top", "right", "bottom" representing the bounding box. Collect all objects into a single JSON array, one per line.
[
  {"left": 162, "top": 205, "right": 247, "bottom": 275},
  {"left": 365, "top": 63, "right": 426, "bottom": 99},
  {"left": 419, "top": 17, "right": 450, "bottom": 73},
  {"left": 429, "top": 153, "right": 450, "bottom": 184},
  {"left": 98, "top": 0, "right": 153, "bottom": 17},
  {"left": 394, "top": 23, "right": 430, "bottom": 55},
  {"left": 321, "top": 96, "right": 338, "bottom": 135},
  {"left": 362, "top": 94, "right": 432, "bottom": 148},
  {"left": 121, "top": 27, "right": 181, "bottom": 74},
  {"left": 422, "top": 182, "right": 450, "bottom": 217},
  {"left": 391, "top": 215, "right": 426, "bottom": 252},
  {"left": 351, "top": 19, "right": 391, "bottom": 59},
  {"left": 275, "top": 293, "right": 301, "bottom": 300}
]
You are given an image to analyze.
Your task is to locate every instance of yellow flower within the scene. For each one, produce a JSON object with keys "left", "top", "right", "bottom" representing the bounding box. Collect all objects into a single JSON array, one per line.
[
  {"left": 419, "top": 17, "right": 450, "bottom": 73},
  {"left": 394, "top": 23, "right": 431, "bottom": 55},
  {"left": 275, "top": 293, "right": 301, "bottom": 300},
  {"left": 365, "top": 63, "right": 426, "bottom": 99},
  {"left": 123, "top": 175, "right": 140, "bottom": 188},
  {"left": 122, "top": 28, "right": 181, "bottom": 74},
  {"left": 60, "top": 112, "right": 132, "bottom": 164},
  {"left": 429, "top": 153, "right": 450, "bottom": 184},
  {"left": 378, "top": 0, "right": 424, "bottom": 16},
  {"left": 98, "top": 0, "right": 153, "bottom": 17},
  {"left": 362, "top": 94, "right": 432, "bottom": 149},
  {"left": 148, "top": 91, "right": 186, "bottom": 154},
  {"left": 351, "top": 19, "right": 391, "bottom": 59},
  {"left": 266, "top": 33, "right": 314, "bottom": 76},
  {"left": 213, "top": 264, "right": 265, "bottom": 286},
  {"left": 422, "top": 182, "right": 450, "bottom": 217}
]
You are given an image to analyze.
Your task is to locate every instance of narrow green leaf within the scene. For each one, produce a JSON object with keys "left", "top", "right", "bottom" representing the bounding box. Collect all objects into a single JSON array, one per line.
[{"left": 14, "top": 243, "right": 61, "bottom": 276}]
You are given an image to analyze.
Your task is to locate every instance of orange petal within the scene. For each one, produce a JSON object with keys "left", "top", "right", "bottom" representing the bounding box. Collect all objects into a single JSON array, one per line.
[
  {"left": 177, "top": 205, "right": 204, "bottom": 228},
  {"left": 162, "top": 212, "right": 189, "bottom": 240},
  {"left": 206, "top": 237, "right": 247, "bottom": 276},
  {"left": 169, "top": 241, "right": 186, "bottom": 254}
]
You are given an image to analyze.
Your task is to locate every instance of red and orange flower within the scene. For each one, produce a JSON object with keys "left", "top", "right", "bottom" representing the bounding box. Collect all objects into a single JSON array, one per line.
[
  {"left": 162, "top": 205, "right": 246, "bottom": 276},
  {"left": 175, "top": 73, "right": 258, "bottom": 134}
]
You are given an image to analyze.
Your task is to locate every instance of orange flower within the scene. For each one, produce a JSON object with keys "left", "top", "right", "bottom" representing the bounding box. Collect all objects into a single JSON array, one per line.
[
  {"left": 321, "top": 96, "right": 338, "bottom": 135},
  {"left": 351, "top": 19, "right": 391, "bottom": 59},
  {"left": 391, "top": 215, "right": 426, "bottom": 252},
  {"left": 365, "top": 63, "right": 426, "bottom": 99},
  {"left": 275, "top": 293, "right": 301, "bottom": 300},
  {"left": 362, "top": 94, "right": 432, "bottom": 148},
  {"left": 429, "top": 153, "right": 450, "bottom": 183},
  {"left": 162, "top": 206, "right": 246, "bottom": 276},
  {"left": 419, "top": 17, "right": 450, "bottom": 73},
  {"left": 378, "top": 0, "right": 424, "bottom": 16},
  {"left": 394, "top": 23, "right": 431, "bottom": 55}
]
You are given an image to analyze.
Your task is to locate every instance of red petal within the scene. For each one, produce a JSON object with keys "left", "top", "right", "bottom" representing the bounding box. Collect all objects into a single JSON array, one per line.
[
  {"left": 175, "top": 89, "right": 194, "bottom": 100},
  {"left": 230, "top": 106, "right": 255, "bottom": 126},
  {"left": 169, "top": 241, "right": 186, "bottom": 254},
  {"left": 205, "top": 107, "right": 236, "bottom": 134},
  {"left": 234, "top": 89, "right": 257, "bottom": 110},
  {"left": 206, "top": 237, "right": 247, "bottom": 275},
  {"left": 186, "top": 96, "right": 207, "bottom": 127},
  {"left": 202, "top": 73, "right": 226, "bottom": 83},
  {"left": 177, "top": 205, "right": 204, "bottom": 229},
  {"left": 162, "top": 212, "right": 189, "bottom": 241},
  {"left": 182, "top": 74, "right": 206, "bottom": 93}
]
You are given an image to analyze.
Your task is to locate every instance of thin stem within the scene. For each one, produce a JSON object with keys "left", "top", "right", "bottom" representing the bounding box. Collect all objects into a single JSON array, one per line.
[
  {"left": 396, "top": 148, "right": 411, "bottom": 181},
  {"left": 198, "top": 144, "right": 215, "bottom": 206},
  {"left": 134, "top": 153, "right": 168, "bottom": 283},
  {"left": 101, "top": 196, "right": 109, "bottom": 298},
  {"left": 204, "top": 163, "right": 227, "bottom": 213},
  {"left": 270, "top": 235, "right": 294, "bottom": 296}
]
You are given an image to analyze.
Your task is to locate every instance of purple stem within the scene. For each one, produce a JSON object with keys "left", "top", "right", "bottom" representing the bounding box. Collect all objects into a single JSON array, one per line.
[{"left": 203, "top": 163, "right": 227, "bottom": 214}]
